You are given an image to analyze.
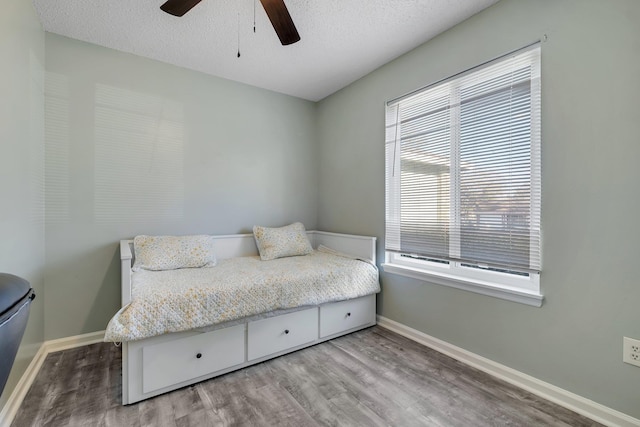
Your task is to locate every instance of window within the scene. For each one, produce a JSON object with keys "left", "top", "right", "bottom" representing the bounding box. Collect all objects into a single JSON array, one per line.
[{"left": 383, "top": 45, "right": 542, "bottom": 306}]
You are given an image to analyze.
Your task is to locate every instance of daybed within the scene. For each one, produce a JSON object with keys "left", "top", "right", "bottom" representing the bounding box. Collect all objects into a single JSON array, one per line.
[{"left": 107, "top": 229, "right": 379, "bottom": 405}]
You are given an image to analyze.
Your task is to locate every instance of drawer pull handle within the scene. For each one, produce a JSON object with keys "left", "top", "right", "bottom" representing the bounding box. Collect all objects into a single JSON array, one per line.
[
  {"left": 284, "top": 329, "right": 290, "bottom": 335},
  {"left": 196, "top": 353, "right": 202, "bottom": 359},
  {"left": 346, "top": 312, "right": 351, "bottom": 317}
]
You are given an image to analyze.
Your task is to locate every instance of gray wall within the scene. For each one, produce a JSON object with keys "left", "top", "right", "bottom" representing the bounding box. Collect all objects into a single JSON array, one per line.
[
  {"left": 43, "top": 34, "right": 318, "bottom": 340},
  {"left": 317, "top": 0, "right": 640, "bottom": 419},
  {"left": 0, "top": 1, "right": 45, "bottom": 408}
]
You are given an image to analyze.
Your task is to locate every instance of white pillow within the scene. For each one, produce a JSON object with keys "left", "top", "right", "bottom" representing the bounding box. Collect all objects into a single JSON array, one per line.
[
  {"left": 132, "top": 235, "right": 217, "bottom": 271},
  {"left": 253, "top": 222, "right": 313, "bottom": 261}
]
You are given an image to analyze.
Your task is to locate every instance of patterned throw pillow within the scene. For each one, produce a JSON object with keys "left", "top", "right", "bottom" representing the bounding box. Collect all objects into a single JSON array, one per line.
[
  {"left": 253, "top": 222, "right": 313, "bottom": 261},
  {"left": 132, "top": 235, "right": 217, "bottom": 271}
]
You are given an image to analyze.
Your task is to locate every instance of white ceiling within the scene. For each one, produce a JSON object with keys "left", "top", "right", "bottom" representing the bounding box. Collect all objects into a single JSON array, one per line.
[{"left": 33, "top": 0, "right": 499, "bottom": 101}]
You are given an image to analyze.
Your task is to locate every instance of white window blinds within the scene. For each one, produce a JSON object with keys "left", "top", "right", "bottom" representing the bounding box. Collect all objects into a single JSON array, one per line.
[{"left": 385, "top": 45, "right": 541, "bottom": 272}]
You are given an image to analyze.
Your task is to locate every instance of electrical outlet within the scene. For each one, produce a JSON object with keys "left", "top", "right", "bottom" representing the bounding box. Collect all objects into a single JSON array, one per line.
[{"left": 623, "top": 337, "right": 640, "bottom": 367}]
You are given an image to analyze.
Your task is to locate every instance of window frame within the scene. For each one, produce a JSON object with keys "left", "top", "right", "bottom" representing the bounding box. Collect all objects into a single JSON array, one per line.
[
  {"left": 382, "top": 44, "right": 543, "bottom": 307},
  {"left": 383, "top": 253, "right": 542, "bottom": 306}
]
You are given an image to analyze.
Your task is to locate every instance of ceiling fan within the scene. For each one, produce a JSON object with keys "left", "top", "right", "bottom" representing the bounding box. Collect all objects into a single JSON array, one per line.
[{"left": 159, "top": 0, "right": 301, "bottom": 45}]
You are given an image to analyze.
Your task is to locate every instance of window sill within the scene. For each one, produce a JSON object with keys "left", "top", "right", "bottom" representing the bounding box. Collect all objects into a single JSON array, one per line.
[{"left": 381, "top": 263, "right": 544, "bottom": 307}]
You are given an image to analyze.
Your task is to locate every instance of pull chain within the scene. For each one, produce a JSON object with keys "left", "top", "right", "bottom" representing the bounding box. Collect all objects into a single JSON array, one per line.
[
  {"left": 237, "top": 12, "right": 241, "bottom": 58},
  {"left": 253, "top": 0, "right": 256, "bottom": 33}
]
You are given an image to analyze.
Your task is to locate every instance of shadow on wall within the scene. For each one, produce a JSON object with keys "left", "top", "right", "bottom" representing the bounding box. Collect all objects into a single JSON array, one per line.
[
  {"left": 93, "top": 84, "right": 185, "bottom": 223},
  {"left": 85, "top": 245, "right": 122, "bottom": 335},
  {"left": 45, "top": 75, "right": 187, "bottom": 224},
  {"left": 44, "top": 241, "right": 125, "bottom": 337}
]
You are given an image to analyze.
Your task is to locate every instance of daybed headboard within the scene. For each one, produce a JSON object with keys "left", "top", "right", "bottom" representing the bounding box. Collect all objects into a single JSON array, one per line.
[{"left": 120, "top": 231, "right": 376, "bottom": 306}]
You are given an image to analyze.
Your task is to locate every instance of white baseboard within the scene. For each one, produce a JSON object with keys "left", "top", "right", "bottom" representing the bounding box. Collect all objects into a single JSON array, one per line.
[
  {"left": 0, "top": 330, "right": 105, "bottom": 427},
  {"left": 0, "top": 345, "right": 47, "bottom": 427},
  {"left": 42, "top": 330, "right": 105, "bottom": 354},
  {"left": 376, "top": 315, "right": 640, "bottom": 427}
]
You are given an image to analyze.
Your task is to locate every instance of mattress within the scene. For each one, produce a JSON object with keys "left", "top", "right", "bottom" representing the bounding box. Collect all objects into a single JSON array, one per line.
[{"left": 105, "top": 248, "right": 380, "bottom": 342}]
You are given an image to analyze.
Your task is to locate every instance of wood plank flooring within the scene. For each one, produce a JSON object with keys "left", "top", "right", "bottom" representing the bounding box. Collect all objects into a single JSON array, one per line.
[{"left": 11, "top": 326, "right": 602, "bottom": 426}]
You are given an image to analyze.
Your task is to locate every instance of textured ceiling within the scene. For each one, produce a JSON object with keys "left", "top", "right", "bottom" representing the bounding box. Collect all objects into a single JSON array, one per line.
[{"left": 33, "top": 0, "right": 499, "bottom": 101}]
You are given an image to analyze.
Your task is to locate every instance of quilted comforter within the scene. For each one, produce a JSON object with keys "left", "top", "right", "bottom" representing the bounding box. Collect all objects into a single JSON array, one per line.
[{"left": 104, "top": 248, "right": 380, "bottom": 342}]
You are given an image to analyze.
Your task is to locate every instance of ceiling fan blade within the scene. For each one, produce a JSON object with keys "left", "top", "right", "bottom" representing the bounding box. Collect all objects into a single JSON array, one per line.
[
  {"left": 160, "top": 0, "right": 202, "bottom": 17},
  {"left": 259, "top": 0, "right": 300, "bottom": 45}
]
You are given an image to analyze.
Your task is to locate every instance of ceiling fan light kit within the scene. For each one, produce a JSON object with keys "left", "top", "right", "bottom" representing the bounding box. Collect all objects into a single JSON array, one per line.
[{"left": 159, "top": 0, "right": 300, "bottom": 46}]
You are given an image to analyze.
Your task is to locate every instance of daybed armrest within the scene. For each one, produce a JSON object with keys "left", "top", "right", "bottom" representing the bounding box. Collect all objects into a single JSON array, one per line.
[
  {"left": 120, "top": 240, "right": 133, "bottom": 306},
  {"left": 120, "top": 239, "right": 133, "bottom": 261},
  {"left": 309, "top": 231, "right": 377, "bottom": 264}
]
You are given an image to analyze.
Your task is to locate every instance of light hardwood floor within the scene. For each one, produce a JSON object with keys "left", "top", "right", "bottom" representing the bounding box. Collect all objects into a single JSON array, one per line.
[{"left": 11, "top": 326, "right": 602, "bottom": 426}]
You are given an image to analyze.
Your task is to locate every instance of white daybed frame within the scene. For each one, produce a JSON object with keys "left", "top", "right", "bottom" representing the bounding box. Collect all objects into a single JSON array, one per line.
[{"left": 119, "top": 231, "right": 377, "bottom": 404}]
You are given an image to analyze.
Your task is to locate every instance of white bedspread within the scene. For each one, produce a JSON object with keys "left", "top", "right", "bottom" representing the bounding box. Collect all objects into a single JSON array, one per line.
[{"left": 105, "top": 249, "right": 380, "bottom": 342}]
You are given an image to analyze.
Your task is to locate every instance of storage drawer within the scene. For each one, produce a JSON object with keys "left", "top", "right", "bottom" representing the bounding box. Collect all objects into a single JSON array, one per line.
[
  {"left": 142, "top": 324, "right": 245, "bottom": 393},
  {"left": 248, "top": 308, "right": 318, "bottom": 361},
  {"left": 320, "top": 295, "right": 376, "bottom": 338}
]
